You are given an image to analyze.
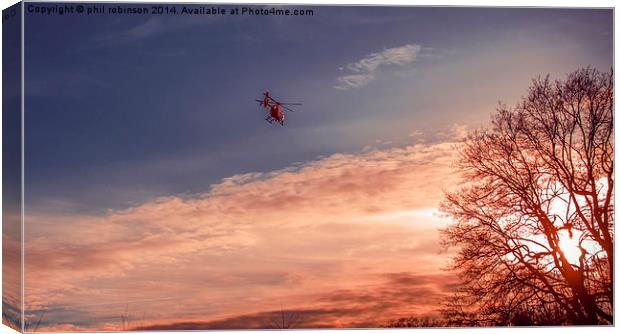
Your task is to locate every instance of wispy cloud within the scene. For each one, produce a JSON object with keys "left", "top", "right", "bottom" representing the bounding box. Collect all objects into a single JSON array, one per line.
[
  {"left": 334, "top": 44, "right": 424, "bottom": 90},
  {"left": 139, "top": 272, "right": 457, "bottom": 330},
  {"left": 91, "top": 14, "right": 224, "bottom": 49},
  {"left": 24, "top": 130, "right": 464, "bottom": 330}
]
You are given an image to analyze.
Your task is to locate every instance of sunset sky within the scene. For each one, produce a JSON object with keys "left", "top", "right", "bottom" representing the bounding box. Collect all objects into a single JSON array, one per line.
[{"left": 20, "top": 4, "right": 612, "bottom": 330}]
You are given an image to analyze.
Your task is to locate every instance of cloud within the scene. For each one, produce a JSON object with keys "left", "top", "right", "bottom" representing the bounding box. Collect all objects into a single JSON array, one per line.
[
  {"left": 24, "top": 136, "right": 461, "bottom": 330},
  {"left": 2, "top": 210, "right": 22, "bottom": 330},
  {"left": 334, "top": 44, "right": 424, "bottom": 90},
  {"left": 137, "top": 272, "right": 457, "bottom": 330},
  {"left": 90, "top": 14, "right": 225, "bottom": 49}
]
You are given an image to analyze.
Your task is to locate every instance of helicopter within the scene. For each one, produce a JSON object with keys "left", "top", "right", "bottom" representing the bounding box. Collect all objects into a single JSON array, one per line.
[{"left": 255, "top": 91, "right": 302, "bottom": 126}]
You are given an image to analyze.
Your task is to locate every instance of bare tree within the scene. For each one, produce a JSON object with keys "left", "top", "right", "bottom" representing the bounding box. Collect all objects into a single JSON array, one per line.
[
  {"left": 383, "top": 315, "right": 446, "bottom": 328},
  {"left": 120, "top": 304, "right": 130, "bottom": 331},
  {"left": 440, "top": 68, "right": 613, "bottom": 325},
  {"left": 267, "top": 304, "right": 300, "bottom": 329}
]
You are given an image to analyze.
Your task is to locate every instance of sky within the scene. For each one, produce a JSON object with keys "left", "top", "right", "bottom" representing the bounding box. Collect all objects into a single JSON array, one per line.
[
  {"left": 2, "top": 2, "right": 23, "bottom": 330},
  {"left": 17, "top": 4, "right": 613, "bottom": 331}
]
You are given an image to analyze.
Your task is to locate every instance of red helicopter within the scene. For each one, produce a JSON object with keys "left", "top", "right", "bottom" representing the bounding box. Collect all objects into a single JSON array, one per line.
[{"left": 256, "top": 91, "right": 302, "bottom": 126}]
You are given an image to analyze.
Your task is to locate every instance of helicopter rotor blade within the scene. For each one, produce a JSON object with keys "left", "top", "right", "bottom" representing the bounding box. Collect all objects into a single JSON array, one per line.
[
  {"left": 267, "top": 96, "right": 280, "bottom": 104},
  {"left": 279, "top": 105, "right": 297, "bottom": 113},
  {"left": 262, "top": 94, "right": 301, "bottom": 112},
  {"left": 267, "top": 96, "right": 302, "bottom": 106}
]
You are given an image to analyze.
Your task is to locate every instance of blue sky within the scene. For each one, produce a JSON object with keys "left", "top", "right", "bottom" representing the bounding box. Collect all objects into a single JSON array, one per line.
[{"left": 24, "top": 6, "right": 612, "bottom": 214}]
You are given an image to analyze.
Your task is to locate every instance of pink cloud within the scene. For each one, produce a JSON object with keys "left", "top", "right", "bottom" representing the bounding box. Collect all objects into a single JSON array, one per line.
[{"left": 24, "top": 138, "right": 460, "bottom": 330}]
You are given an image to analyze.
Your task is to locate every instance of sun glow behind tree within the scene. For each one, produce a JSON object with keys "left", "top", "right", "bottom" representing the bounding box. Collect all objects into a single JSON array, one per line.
[{"left": 441, "top": 68, "right": 613, "bottom": 325}]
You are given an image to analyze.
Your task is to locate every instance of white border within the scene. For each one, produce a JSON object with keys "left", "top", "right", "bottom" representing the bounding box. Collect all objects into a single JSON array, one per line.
[{"left": 0, "top": 1, "right": 617, "bottom": 334}]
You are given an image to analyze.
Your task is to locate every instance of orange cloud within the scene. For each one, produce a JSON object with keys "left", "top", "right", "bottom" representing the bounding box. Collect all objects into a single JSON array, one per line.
[{"left": 24, "top": 138, "right": 459, "bottom": 330}]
